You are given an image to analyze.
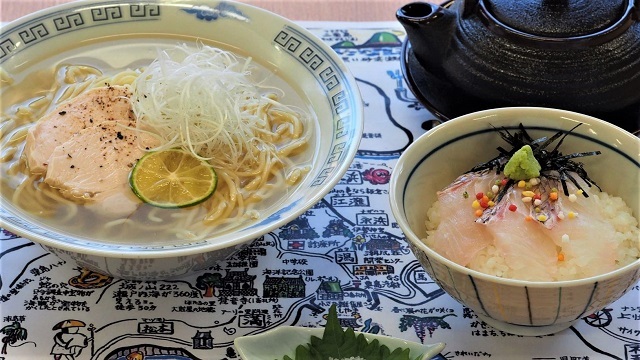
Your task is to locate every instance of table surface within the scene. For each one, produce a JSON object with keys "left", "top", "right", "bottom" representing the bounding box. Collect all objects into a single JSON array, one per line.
[{"left": 1, "top": 1, "right": 639, "bottom": 360}]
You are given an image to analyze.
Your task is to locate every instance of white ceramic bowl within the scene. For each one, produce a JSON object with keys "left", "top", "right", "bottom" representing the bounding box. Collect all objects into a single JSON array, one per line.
[
  {"left": 234, "top": 326, "right": 446, "bottom": 360},
  {"left": 0, "top": 1, "right": 363, "bottom": 279},
  {"left": 389, "top": 107, "right": 640, "bottom": 336}
]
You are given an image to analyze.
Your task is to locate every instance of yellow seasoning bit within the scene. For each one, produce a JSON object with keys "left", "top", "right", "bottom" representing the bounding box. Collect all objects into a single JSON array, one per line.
[
  {"left": 488, "top": 200, "right": 495, "bottom": 207},
  {"left": 537, "top": 214, "right": 548, "bottom": 222},
  {"left": 472, "top": 200, "right": 481, "bottom": 209},
  {"left": 522, "top": 196, "right": 533, "bottom": 203},
  {"left": 522, "top": 190, "right": 536, "bottom": 197},
  {"left": 518, "top": 180, "right": 526, "bottom": 188},
  {"left": 568, "top": 211, "right": 578, "bottom": 219},
  {"left": 576, "top": 189, "right": 584, "bottom": 195}
]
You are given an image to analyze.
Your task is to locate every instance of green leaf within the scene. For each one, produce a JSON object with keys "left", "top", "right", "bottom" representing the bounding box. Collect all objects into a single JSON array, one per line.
[
  {"left": 280, "top": 304, "right": 421, "bottom": 360},
  {"left": 294, "top": 344, "right": 310, "bottom": 360}
]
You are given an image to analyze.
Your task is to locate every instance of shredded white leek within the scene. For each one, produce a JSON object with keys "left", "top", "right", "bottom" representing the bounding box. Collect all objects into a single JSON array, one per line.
[{"left": 131, "top": 44, "right": 302, "bottom": 171}]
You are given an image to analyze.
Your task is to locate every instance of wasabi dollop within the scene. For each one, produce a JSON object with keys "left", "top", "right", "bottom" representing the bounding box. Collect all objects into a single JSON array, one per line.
[{"left": 504, "top": 145, "right": 541, "bottom": 180}]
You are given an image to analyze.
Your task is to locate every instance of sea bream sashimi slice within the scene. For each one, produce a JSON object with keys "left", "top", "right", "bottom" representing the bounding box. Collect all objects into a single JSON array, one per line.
[
  {"left": 481, "top": 191, "right": 559, "bottom": 281},
  {"left": 425, "top": 170, "right": 496, "bottom": 266},
  {"left": 24, "top": 85, "right": 135, "bottom": 175},
  {"left": 547, "top": 183, "right": 621, "bottom": 278},
  {"left": 428, "top": 170, "right": 559, "bottom": 278},
  {"left": 44, "top": 121, "right": 159, "bottom": 217}
]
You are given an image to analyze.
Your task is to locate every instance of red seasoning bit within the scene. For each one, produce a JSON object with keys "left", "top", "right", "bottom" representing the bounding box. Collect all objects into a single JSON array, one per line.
[
  {"left": 509, "top": 204, "right": 517, "bottom": 212},
  {"left": 475, "top": 192, "right": 484, "bottom": 200}
]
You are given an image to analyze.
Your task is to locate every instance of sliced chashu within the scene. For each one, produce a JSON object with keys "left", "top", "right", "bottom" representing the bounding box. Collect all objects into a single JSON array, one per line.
[
  {"left": 44, "top": 121, "right": 159, "bottom": 216},
  {"left": 25, "top": 85, "right": 135, "bottom": 175}
]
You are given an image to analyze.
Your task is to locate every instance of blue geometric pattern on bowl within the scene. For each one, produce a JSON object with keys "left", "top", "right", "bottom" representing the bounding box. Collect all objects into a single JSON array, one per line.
[
  {"left": 273, "top": 25, "right": 357, "bottom": 186},
  {"left": 0, "top": 3, "right": 162, "bottom": 61}
]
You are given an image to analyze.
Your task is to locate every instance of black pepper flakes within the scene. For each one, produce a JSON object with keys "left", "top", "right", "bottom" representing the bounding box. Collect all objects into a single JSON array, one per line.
[
  {"left": 116, "top": 131, "right": 124, "bottom": 140},
  {"left": 59, "top": 111, "right": 67, "bottom": 115}
]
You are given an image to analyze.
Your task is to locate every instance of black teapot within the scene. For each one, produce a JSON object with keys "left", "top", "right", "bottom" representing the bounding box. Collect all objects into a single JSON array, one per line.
[{"left": 397, "top": 0, "right": 640, "bottom": 132}]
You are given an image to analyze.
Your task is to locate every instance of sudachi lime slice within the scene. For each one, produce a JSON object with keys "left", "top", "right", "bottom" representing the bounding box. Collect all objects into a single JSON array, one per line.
[{"left": 129, "top": 149, "right": 217, "bottom": 208}]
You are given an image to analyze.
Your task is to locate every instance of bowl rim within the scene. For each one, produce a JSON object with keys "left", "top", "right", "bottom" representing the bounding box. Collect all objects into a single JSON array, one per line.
[
  {"left": 389, "top": 106, "right": 640, "bottom": 287},
  {"left": 0, "top": 0, "right": 364, "bottom": 259}
]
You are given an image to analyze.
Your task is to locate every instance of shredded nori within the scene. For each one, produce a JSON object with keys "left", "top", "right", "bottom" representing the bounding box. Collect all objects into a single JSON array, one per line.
[{"left": 467, "top": 123, "right": 601, "bottom": 197}]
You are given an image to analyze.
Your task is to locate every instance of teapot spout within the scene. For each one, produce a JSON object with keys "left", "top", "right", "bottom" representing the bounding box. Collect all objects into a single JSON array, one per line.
[{"left": 396, "top": 2, "right": 457, "bottom": 73}]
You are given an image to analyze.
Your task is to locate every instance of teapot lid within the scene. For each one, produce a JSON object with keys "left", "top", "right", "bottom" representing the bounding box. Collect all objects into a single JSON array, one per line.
[{"left": 481, "top": 0, "right": 629, "bottom": 37}]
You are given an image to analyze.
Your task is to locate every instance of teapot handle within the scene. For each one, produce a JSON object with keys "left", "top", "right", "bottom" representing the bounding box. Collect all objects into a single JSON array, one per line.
[{"left": 461, "top": 0, "right": 479, "bottom": 18}]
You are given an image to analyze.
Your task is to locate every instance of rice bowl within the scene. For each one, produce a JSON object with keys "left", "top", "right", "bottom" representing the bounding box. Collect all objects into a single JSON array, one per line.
[{"left": 389, "top": 107, "right": 640, "bottom": 336}]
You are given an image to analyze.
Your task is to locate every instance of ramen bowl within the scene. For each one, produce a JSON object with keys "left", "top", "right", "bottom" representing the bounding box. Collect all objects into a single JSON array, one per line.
[
  {"left": 0, "top": 1, "right": 363, "bottom": 279},
  {"left": 389, "top": 107, "right": 640, "bottom": 336}
]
